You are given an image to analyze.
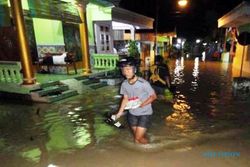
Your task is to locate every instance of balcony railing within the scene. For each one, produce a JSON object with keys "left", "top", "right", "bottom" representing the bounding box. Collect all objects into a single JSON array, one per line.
[
  {"left": 0, "top": 61, "right": 22, "bottom": 84},
  {"left": 92, "top": 53, "right": 119, "bottom": 69}
]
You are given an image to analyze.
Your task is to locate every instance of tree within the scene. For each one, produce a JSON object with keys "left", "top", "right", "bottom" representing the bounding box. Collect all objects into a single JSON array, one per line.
[{"left": 128, "top": 41, "right": 140, "bottom": 59}]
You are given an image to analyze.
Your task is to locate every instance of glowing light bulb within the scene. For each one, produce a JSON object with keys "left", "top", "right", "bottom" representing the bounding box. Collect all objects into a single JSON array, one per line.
[{"left": 178, "top": 0, "right": 188, "bottom": 7}]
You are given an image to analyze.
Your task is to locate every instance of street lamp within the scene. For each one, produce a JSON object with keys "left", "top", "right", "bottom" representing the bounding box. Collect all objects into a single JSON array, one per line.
[
  {"left": 154, "top": 0, "right": 160, "bottom": 57},
  {"left": 178, "top": 0, "right": 188, "bottom": 8},
  {"left": 154, "top": 0, "right": 189, "bottom": 57}
]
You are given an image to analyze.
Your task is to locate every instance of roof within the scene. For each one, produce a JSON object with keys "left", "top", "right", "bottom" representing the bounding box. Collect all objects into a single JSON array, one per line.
[
  {"left": 112, "top": 7, "right": 154, "bottom": 29},
  {"left": 218, "top": 1, "right": 250, "bottom": 28}
]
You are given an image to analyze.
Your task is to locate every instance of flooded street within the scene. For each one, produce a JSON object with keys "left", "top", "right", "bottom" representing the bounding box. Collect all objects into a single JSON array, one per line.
[{"left": 1, "top": 58, "right": 250, "bottom": 167}]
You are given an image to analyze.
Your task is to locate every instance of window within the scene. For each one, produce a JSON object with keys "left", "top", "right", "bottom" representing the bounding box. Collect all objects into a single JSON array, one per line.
[{"left": 94, "top": 21, "right": 114, "bottom": 53}]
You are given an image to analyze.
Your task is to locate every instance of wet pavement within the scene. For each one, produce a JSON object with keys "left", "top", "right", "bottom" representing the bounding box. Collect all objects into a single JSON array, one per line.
[{"left": 1, "top": 58, "right": 250, "bottom": 167}]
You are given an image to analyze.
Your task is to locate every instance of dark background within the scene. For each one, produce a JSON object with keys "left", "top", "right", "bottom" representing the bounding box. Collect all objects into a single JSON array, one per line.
[{"left": 119, "top": 0, "right": 246, "bottom": 40}]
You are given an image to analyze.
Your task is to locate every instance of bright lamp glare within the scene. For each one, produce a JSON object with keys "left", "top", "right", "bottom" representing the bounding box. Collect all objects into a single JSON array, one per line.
[
  {"left": 178, "top": 0, "right": 188, "bottom": 7},
  {"left": 196, "top": 39, "right": 201, "bottom": 43},
  {"left": 177, "top": 38, "right": 182, "bottom": 44}
]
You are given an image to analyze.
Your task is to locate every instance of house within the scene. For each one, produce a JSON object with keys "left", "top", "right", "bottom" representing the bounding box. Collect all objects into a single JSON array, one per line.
[
  {"left": 218, "top": 1, "right": 250, "bottom": 77},
  {"left": 0, "top": 0, "right": 154, "bottom": 81},
  {"left": 0, "top": 0, "right": 155, "bottom": 102},
  {"left": 123, "top": 30, "right": 177, "bottom": 68},
  {"left": 86, "top": 2, "right": 154, "bottom": 70}
]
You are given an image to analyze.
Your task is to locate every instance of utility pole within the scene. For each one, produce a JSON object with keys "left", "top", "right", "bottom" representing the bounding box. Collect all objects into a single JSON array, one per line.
[{"left": 154, "top": 0, "right": 159, "bottom": 57}]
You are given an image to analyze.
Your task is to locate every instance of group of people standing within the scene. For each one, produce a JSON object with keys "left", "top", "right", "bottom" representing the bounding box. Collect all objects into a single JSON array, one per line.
[{"left": 114, "top": 55, "right": 173, "bottom": 144}]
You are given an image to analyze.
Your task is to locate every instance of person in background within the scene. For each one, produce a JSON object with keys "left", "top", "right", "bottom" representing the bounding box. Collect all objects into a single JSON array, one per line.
[{"left": 149, "top": 55, "right": 173, "bottom": 101}]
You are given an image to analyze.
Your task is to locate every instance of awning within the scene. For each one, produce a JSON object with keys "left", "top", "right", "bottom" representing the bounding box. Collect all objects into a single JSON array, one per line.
[
  {"left": 112, "top": 7, "right": 154, "bottom": 29},
  {"left": 218, "top": 1, "right": 250, "bottom": 28}
]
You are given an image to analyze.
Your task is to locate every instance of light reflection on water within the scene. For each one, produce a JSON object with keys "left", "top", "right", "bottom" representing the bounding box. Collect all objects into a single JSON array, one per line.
[
  {"left": 0, "top": 88, "right": 122, "bottom": 165},
  {"left": 173, "top": 57, "right": 185, "bottom": 85},
  {"left": 191, "top": 57, "right": 199, "bottom": 92},
  {"left": 153, "top": 58, "right": 248, "bottom": 140},
  {"left": 167, "top": 58, "right": 193, "bottom": 133}
]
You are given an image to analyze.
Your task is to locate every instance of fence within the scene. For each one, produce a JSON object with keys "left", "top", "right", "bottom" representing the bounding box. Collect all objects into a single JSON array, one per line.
[
  {"left": 92, "top": 53, "right": 119, "bottom": 69},
  {"left": 0, "top": 61, "right": 22, "bottom": 84}
]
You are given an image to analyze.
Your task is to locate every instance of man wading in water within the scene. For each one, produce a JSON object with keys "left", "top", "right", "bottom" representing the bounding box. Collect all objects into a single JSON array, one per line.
[{"left": 115, "top": 57, "right": 157, "bottom": 144}]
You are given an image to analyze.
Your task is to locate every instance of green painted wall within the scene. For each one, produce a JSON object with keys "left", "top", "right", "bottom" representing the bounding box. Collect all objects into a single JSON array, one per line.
[
  {"left": 9, "top": 0, "right": 65, "bottom": 45},
  {"left": 157, "top": 36, "right": 169, "bottom": 42},
  {"left": 86, "top": 3, "right": 112, "bottom": 45},
  {"left": 8, "top": 0, "right": 64, "bottom": 45},
  {"left": 33, "top": 18, "right": 64, "bottom": 45},
  {"left": 8, "top": 1, "right": 113, "bottom": 47}
]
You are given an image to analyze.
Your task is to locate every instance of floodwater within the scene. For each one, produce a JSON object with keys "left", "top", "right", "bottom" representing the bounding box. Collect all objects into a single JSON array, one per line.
[{"left": 1, "top": 58, "right": 250, "bottom": 167}]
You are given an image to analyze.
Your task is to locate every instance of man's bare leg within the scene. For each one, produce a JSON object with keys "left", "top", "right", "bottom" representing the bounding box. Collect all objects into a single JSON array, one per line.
[{"left": 131, "top": 126, "right": 148, "bottom": 144}]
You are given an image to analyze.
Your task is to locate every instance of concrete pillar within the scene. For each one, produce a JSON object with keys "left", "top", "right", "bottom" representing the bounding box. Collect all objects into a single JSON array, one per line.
[
  {"left": 78, "top": 4, "right": 91, "bottom": 75},
  {"left": 10, "top": 0, "right": 36, "bottom": 85}
]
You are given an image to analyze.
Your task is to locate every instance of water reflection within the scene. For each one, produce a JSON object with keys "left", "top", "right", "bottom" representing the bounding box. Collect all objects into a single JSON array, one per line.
[
  {"left": 166, "top": 93, "right": 193, "bottom": 132},
  {"left": 0, "top": 88, "right": 122, "bottom": 165},
  {"left": 190, "top": 57, "right": 200, "bottom": 92},
  {"left": 166, "top": 58, "right": 194, "bottom": 133},
  {"left": 172, "top": 57, "right": 185, "bottom": 85},
  {"left": 1, "top": 59, "right": 250, "bottom": 165},
  {"left": 34, "top": 106, "right": 92, "bottom": 158}
]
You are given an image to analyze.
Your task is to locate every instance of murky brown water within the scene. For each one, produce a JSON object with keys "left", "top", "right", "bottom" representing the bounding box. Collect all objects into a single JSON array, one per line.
[{"left": 1, "top": 58, "right": 250, "bottom": 167}]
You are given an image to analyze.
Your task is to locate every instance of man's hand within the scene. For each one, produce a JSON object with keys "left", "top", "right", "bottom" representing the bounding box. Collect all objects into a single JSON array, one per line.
[
  {"left": 139, "top": 102, "right": 145, "bottom": 108},
  {"left": 139, "top": 93, "right": 157, "bottom": 108},
  {"left": 115, "top": 112, "right": 123, "bottom": 119}
]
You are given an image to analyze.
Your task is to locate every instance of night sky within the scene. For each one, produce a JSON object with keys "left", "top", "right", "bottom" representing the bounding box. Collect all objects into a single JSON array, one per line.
[{"left": 119, "top": 0, "right": 246, "bottom": 40}]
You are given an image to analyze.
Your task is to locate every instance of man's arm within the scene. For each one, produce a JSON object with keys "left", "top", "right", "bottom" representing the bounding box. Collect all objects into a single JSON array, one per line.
[
  {"left": 162, "top": 65, "right": 171, "bottom": 88},
  {"left": 140, "top": 92, "right": 157, "bottom": 108},
  {"left": 116, "top": 95, "right": 129, "bottom": 118},
  {"left": 164, "top": 75, "right": 171, "bottom": 88}
]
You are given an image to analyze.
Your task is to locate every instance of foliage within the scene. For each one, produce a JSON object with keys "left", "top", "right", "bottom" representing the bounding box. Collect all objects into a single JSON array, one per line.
[{"left": 128, "top": 41, "right": 140, "bottom": 59}]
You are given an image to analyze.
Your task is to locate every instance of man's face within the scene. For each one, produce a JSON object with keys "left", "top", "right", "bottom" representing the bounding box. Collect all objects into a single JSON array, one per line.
[{"left": 122, "top": 66, "right": 135, "bottom": 79}]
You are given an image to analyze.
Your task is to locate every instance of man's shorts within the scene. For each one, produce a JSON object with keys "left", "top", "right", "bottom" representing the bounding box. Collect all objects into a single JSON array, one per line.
[{"left": 127, "top": 113, "right": 151, "bottom": 128}]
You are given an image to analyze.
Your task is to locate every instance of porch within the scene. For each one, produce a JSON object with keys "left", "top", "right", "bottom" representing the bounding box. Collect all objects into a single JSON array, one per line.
[{"left": 0, "top": 54, "right": 122, "bottom": 103}]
